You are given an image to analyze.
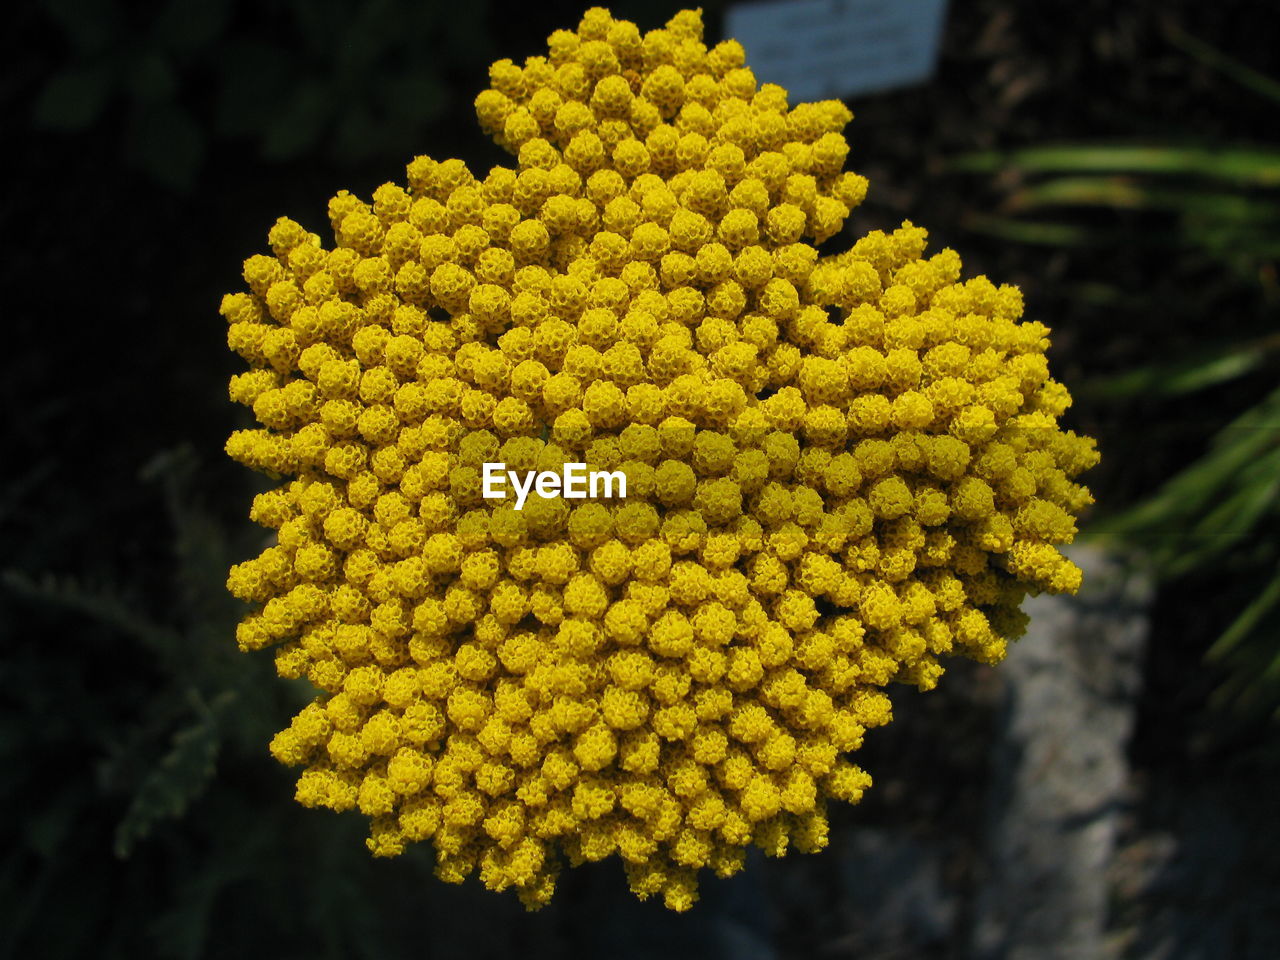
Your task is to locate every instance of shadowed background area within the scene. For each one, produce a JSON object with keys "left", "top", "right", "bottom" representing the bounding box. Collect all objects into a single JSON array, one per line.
[{"left": 3, "top": 1, "right": 1278, "bottom": 957}]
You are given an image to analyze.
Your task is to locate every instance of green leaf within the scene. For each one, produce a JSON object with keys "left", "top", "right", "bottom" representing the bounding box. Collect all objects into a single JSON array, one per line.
[
  {"left": 439, "top": 0, "right": 489, "bottom": 57},
  {"left": 1165, "top": 20, "right": 1280, "bottom": 105},
  {"left": 126, "top": 51, "right": 178, "bottom": 105},
  {"left": 2, "top": 570, "right": 184, "bottom": 658},
  {"left": 962, "top": 213, "right": 1108, "bottom": 246},
  {"left": 153, "top": 0, "right": 231, "bottom": 53},
  {"left": 1083, "top": 337, "right": 1276, "bottom": 399},
  {"left": 1209, "top": 635, "right": 1280, "bottom": 724},
  {"left": 332, "top": 102, "right": 380, "bottom": 165},
  {"left": 32, "top": 65, "right": 113, "bottom": 131},
  {"left": 28, "top": 800, "right": 81, "bottom": 860},
  {"left": 261, "top": 80, "right": 331, "bottom": 161},
  {"left": 344, "top": 0, "right": 397, "bottom": 74},
  {"left": 114, "top": 705, "right": 220, "bottom": 858},
  {"left": 42, "top": 0, "right": 120, "bottom": 54},
  {"left": 379, "top": 71, "right": 445, "bottom": 129},
  {"left": 127, "top": 103, "right": 205, "bottom": 190},
  {"left": 1005, "top": 176, "right": 1280, "bottom": 224},
  {"left": 949, "top": 144, "right": 1280, "bottom": 187},
  {"left": 1099, "top": 385, "right": 1280, "bottom": 541},
  {"left": 147, "top": 818, "right": 262, "bottom": 960},
  {"left": 213, "top": 39, "right": 297, "bottom": 139},
  {"left": 289, "top": 0, "right": 346, "bottom": 58},
  {"left": 1209, "top": 562, "right": 1280, "bottom": 661},
  {"left": 1166, "top": 446, "right": 1280, "bottom": 575},
  {"left": 140, "top": 447, "right": 238, "bottom": 626}
]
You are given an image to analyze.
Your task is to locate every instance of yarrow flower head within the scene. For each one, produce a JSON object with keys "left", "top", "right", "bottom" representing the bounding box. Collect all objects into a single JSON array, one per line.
[{"left": 221, "top": 6, "right": 1097, "bottom": 911}]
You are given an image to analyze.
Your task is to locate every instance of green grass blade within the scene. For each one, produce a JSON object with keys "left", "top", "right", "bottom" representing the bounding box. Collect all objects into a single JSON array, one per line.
[
  {"left": 962, "top": 213, "right": 1115, "bottom": 246},
  {"left": 1005, "top": 177, "right": 1280, "bottom": 223},
  {"left": 1099, "top": 386, "right": 1280, "bottom": 536},
  {"left": 1166, "top": 447, "right": 1280, "bottom": 575},
  {"left": 1083, "top": 338, "right": 1275, "bottom": 399},
  {"left": 1208, "top": 565, "right": 1280, "bottom": 662},
  {"left": 949, "top": 145, "right": 1280, "bottom": 187},
  {"left": 1165, "top": 20, "right": 1280, "bottom": 105}
]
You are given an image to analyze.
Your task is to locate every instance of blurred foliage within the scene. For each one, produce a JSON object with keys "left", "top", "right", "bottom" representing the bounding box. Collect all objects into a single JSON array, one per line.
[
  {"left": 33, "top": 0, "right": 490, "bottom": 187},
  {"left": 949, "top": 19, "right": 1280, "bottom": 742},
  {"left": 1098, "top": 390, "right": 1280, "bottom": 729},
  {"left": 951, "top": 143, "right": 1280, "bottom": 262},
  {"left": 4, "top": 448, "right": 267, "bottom": 954},
  {"left": 0, "top": 447, "right": 477, "bottom": 957}
]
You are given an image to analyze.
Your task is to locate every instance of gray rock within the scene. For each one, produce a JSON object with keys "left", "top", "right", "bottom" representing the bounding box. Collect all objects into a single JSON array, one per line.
[{"left": 970, "top": 546, "right": 1152, "bottom": 960}]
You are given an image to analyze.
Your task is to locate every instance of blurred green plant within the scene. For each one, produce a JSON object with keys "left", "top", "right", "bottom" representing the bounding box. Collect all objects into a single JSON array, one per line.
[
  {"left": 33, "top": 0, "right": 489, "bottom": 188},
  {"left": 0, "top": 447, "right": 403, "bottom": 958},
  {"left": 1096, "top": 389, "right": 1280, "bottom": 727},
  {"left": 947, "top": 22, "right": 1280, "bottom": 740},
  {"left": 1, "top": 448, "right": 276, "bottom": 857},
  {"left": 949, "top": 141, "right": 1280, "bottom": 263}
]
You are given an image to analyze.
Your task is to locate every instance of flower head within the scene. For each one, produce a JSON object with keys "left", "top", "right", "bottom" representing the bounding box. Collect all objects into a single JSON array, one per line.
[{"left": 223, "top": 6, "right": 1096, "bottom": 911}]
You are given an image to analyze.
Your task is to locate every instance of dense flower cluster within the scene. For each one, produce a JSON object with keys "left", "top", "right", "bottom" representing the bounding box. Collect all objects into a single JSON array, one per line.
[{"left": 222, "top": 7, "right": 1096, "bottom": 910}]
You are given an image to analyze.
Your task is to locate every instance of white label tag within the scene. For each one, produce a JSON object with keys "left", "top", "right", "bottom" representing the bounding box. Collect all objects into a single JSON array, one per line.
[{"left": 724, "top": 0, "right": 949, "bottom": 101}]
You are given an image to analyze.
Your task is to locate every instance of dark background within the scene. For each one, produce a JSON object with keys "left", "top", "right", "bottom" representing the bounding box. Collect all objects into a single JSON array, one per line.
[{"left": 3, "top": 1, "right": 1278, "bottom": 957}]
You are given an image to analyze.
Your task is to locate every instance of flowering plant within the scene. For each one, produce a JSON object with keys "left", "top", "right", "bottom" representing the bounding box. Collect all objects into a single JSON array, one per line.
[{"left": 222, "top": 7, "right": 1095, "bottom": 910}]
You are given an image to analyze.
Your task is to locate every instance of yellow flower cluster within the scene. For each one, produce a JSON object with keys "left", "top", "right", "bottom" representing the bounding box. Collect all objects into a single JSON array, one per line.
[{"left": 222, "top": 7, "right": 1096, "bottom": 911}]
